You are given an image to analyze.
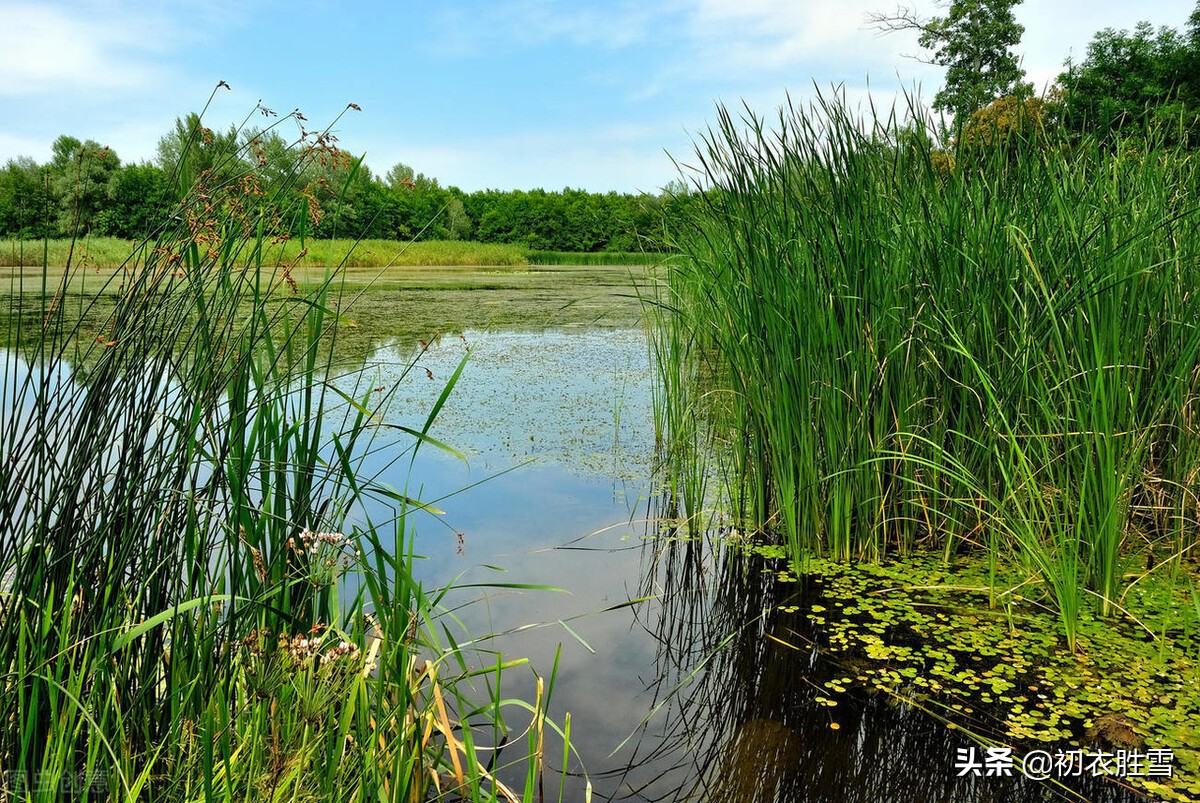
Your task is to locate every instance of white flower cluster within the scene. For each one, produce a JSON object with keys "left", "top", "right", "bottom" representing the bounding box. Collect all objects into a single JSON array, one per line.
[
  {"left": 281, "top": 629, "right": 362, "bottom": 666},
  {"left": 285, "top": 527, "right": 364, "bottom": 587},
  {"left": 288, "top": 528, "right": 356, "bottom": 553}
]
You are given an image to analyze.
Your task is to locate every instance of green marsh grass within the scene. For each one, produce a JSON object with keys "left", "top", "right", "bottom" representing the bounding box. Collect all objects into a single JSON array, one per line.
[
  {"left": 0, "top": 237, "right": 533, "bottom": 270},
  {"left": 644, "top": 272, "right": 718, "bottom": 538},
  {"left": 527, "top": 250, "right": 673, "bottom": 267},
  {"left": 2, "top": 240, "right": 678, "bottom": 271},
  {"left": 656, "top": 93, "right": 1200, "bottom": 650},
  {"left": 0, "top": 93, "right": 571, "bottom": 802}
]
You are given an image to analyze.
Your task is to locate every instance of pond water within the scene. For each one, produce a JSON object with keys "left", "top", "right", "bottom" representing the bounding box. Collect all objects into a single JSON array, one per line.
[
  {"left": 325, "top": 267, "right": 1147, "bottom": 802},
  {"left": 2, "top": 264, "right": 1154, "bottom": 802}
]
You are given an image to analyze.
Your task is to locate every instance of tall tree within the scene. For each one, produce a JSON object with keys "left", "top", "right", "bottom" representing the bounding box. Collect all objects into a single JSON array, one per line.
[
  {"left": 1056, "top": 4, "right": 1200, "bottom": 145},
  {"left": 49, "top": 136, "right": 83, "bottom": 171},
  {"left": 96, "top": 163, "right": 172, "bottom": 239},
  {"left": 156, "top": 113, "right": 243, "bottom": 197},
  {"left": 870, "top": 0, "right": 1032, "bottom": 127},
  {"left": 384, "top": 162, "right": 416, "bottom": 190},
  {"left": 385, "top": 161, "right": 440, "bottom": 193},
  {"left": 0, "top": 158, "right": 54, "bottom": 238},
  {"left": 49, "top": 137, "right": 121, "bottom": 237}
]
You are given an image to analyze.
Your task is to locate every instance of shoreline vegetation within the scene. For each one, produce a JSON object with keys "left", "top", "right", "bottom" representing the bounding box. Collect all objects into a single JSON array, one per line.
[
  {"left": 0, "top": 236, "right": 672, "bottom": 270},
  {"left": 8, "top": 25, "right": 1200, "bottom": 793},
  {"left": 653, "top": 92, "right": 1200, "bottom": 800},
  {"left": 0, "top": 98, "right": 576, "bottom": 802}
]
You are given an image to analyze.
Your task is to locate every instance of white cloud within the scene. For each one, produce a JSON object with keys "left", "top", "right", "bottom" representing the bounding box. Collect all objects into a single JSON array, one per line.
[
  {"left": 0, "top": 130, "right": 51, "bottom": 161},
  {"left": 668, "top": 0, "right": 1200, "bottom": 119},
  {"left": 502, "top": 0, "right": 665, "bottom": 48},
  {"left": 0, "top": 2, "right": 176, "bottom": 97},
  {"left": 464, "top": 0, "right": 911, "bottom": 79},
  {"left": 685, "top": 0, "right": 920, "bottom": 73},
  {"left": 621, "top": 0, "right": 943, "bottom": 117}
]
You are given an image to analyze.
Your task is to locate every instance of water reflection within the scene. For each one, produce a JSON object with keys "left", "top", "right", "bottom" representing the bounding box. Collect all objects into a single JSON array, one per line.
[
  {"left": 607, "top": 514, "right": 1148, "bottom": 803},
  {"left": 1, "top": 267, "right": 1150, "bottom": 802},
  {"left": 324, "top": 323, "right": 1145, "bottom": 803}
]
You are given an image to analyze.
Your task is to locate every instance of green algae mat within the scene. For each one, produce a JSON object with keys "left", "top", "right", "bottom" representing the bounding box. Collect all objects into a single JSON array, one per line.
[{"left": 756, "top": 548, "right": 1200, "bottom": 802}]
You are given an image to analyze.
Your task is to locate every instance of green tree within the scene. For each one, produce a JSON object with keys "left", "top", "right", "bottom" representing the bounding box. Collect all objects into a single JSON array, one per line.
[
  {"left": 244, "top": 129, "right": 302, "bottom": 189},
  {"left": 385, "top": 161, "right": 441, "bottom": 193},
  {"left": 49, "top": 136, "right": 121, "bottom": 237},
  {"left": 95, "top": 163, "right": 172, "bottom": 239},
  {"left": 49, "top": 136, "right": 83, "bottom": 171},
  {"left": 384, "top": 162, "right": 416, "bottom": 190},
  {"left": 443, "top": 194, "right": 471, "bottom": 241},
  {"left": 1056, "top": 5, "right": 1200, "bottom": 145},
  {"left": 377, "top": 162, "right": 461, "bottom": 240},
  {"left": 304, "top": 154, "right": 378, "bottom": 239},
  {"left": 156, "top": 113, "right": 244, "bottom": 197},
  {"left": 0, "top": 157, "right": 54, "bottom": 238},
  {"left": 871, "top": 0, "right": 1032, "bottom": 127}
]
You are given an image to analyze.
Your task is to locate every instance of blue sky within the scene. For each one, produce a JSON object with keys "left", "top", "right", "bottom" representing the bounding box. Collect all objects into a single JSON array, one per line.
[{"left": 1, "top": 0, "right": 1196, "bottom": 193}]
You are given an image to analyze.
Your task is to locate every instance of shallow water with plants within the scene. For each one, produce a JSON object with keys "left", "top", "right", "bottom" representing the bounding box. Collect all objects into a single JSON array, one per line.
[
  {"left": 649, "top": 92, "right": 1200, "bottom": 801},
  {"left": 5, "top": 96, "right": 1199, "bottom": 802},
  {"left": 0, "top": 109, "right": 614, "bottom": 803},
  {"left": 234, "top": 263, "right": 1196, "bottom": 800},
  {"left": 10, "top": 255, "right": 1182, "bottom": 801}
]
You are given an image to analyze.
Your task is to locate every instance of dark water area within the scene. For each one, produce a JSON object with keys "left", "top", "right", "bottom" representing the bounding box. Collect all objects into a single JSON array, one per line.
[{"left": 623, "top": 541, "right": 1154, "bottom": 803}]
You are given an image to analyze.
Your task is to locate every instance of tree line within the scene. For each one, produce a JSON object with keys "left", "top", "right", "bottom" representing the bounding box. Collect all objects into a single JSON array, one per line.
[
  {"left": 0, "top": 113, "right": 690, "bottom": 252},
  {"left": 5, "top": 1, "right": 1200, "bottom": 248},
  {"left": 874, "top": 0, "right": 1200, "bottom": 146}
]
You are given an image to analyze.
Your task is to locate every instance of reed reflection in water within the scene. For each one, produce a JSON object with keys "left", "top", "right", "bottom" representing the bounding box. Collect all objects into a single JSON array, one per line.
[{"left": 604, "top": 500, "right": 1146, "bottom": 803}]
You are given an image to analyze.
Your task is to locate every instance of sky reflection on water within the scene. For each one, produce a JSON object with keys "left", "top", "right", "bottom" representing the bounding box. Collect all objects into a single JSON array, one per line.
[{"left": 344, "top": 324, "right": 1145, "bottom": 803}]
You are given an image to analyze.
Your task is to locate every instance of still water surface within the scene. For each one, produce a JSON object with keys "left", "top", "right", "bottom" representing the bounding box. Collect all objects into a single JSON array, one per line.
[
  {"left": 331, "top": 267, "right": 1143, "bottom": 802},
  {"left": 3, "top": 264, "right": 1147, "bottom": 802}
]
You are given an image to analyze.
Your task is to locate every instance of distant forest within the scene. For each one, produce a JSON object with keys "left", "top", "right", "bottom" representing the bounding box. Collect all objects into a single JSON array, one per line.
[
  {"left": 0, "top": 114, "right": 692, "bottom": 253},
  {"left": 5, "top": 2, "right": 1200, "bottom": 253}
]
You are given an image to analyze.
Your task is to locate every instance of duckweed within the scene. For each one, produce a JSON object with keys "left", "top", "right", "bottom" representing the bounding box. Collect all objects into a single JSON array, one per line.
[{"left": 753, "top": 546, "right": 1200, "bottom": 802}]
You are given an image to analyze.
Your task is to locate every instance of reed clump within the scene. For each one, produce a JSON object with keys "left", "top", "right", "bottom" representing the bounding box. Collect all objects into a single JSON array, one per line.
[
  {"left": 0, "top": 91, "right": 567, "bottom": 801},
  {"left": 656, "top": 92, "right": 1200, "bottom": 650}
]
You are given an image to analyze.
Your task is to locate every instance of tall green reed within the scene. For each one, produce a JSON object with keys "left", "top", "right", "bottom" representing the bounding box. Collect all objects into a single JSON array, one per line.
[
  {"left": 656, "top": 91, "right": 1200, "bottom": 649},
  {"left": 0, "top": 88, "right": 567, "bottom": 801}
]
